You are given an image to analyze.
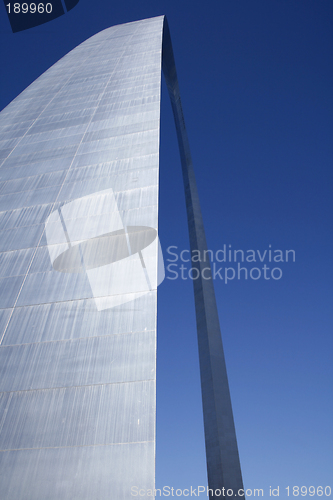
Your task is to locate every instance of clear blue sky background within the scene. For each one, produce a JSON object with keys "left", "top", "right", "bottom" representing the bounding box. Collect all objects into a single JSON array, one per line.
[{"left": 1, "top": 0, "right": 332, "bottom": 497}]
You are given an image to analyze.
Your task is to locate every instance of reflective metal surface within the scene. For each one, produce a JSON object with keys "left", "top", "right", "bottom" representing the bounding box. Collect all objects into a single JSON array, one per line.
[
  {"left": 0, "top": 15, "right": 244, "bottom": 500},
  {"left": 0, "top": 16, "right": 163, "bottom": 499},
  {"left": 163, "top": 19, "right": 244, "bottom": 499}
]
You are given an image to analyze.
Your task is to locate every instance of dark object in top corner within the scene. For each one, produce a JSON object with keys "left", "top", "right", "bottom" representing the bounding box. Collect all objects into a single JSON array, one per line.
[{"left": 3, "top": 0, "right": 80, "bottom": 33}]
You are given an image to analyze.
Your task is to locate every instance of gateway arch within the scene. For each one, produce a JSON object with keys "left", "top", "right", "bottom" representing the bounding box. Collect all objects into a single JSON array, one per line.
[{"left": 0, "top": 16, "right": 244, "bottom": 499}]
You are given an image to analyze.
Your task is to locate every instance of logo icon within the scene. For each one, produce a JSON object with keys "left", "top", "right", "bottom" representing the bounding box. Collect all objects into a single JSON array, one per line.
[{"left": 45, "top": 188, "right": 164, "bottom": 310}]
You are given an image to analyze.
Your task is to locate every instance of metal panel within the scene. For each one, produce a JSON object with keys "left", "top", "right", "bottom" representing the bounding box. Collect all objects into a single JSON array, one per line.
[
  {"left": 0, "top": 275, "right": 25, "bottom": 308},
  {"left": 0, "top": 442, "right": 154, "bottom": 500},
  {"left": 0, "top": 157, "right": 74, "bottom": 180},
  {"left": 0, "top": 204, "right": 53, "bottom": 230},
  {"left": 0, "top": 381, "right": 155, "bottom": 449},
  {"left": 0, "top": 309, "right": 12, "bottom": 339},
  {"left": 2, "top": 292, "right": 157, "bottom": 345},
  {"left": 0, "top": 224, "right": 45, "bottom": 252},
  {"left": 0, "top": 248, "right": 35, "bottom": 278},
  {"left": 0, "top": 331, "right": 155, "bottom": 391}
]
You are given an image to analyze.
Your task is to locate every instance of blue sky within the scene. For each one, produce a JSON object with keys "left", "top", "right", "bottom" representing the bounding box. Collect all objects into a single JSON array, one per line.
[{"left": 1, "top": 0, "right": 332, "bottom": 496}]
